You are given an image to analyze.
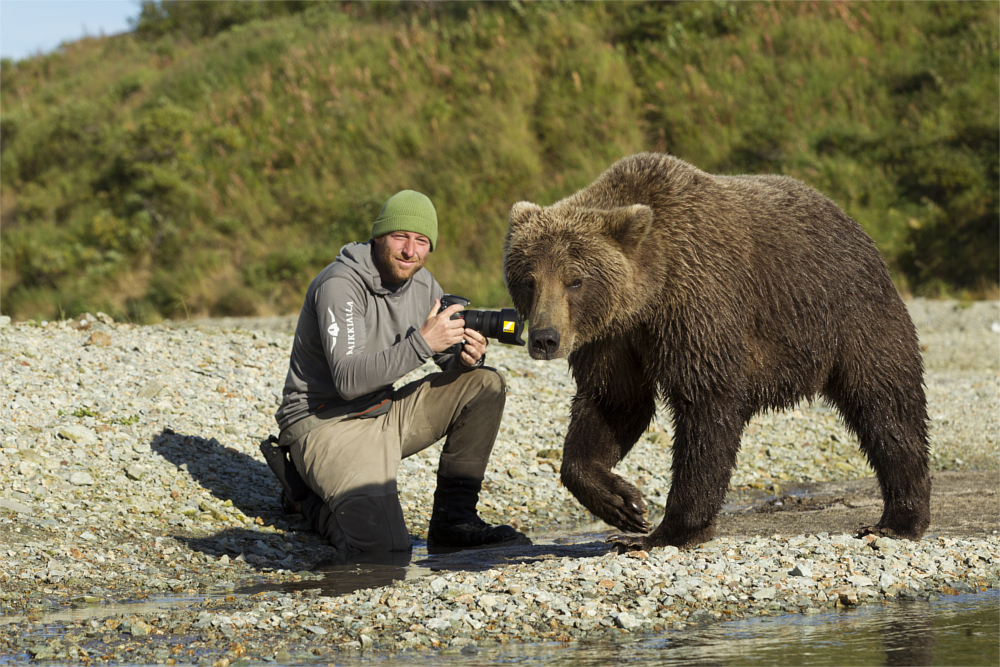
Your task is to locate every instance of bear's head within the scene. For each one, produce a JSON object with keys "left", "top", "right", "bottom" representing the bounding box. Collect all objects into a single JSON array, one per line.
[{"left": 503, "top": 201, "right": 654, "bottom": 360}]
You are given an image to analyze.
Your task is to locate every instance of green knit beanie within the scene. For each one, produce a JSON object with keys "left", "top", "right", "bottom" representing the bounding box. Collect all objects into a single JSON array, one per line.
[{"left": 371, "top": 190, "right": 438, "bottom": 251}]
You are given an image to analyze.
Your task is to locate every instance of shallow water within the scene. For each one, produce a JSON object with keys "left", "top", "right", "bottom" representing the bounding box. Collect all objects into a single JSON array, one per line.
[
  {"left": 325, "top": 590, "right": 1000, "bottom": 667},
  {"left": 5, "top": 593, "right": 996, "bottom": 666},
  {"left": 0, "top": 596, "right": 206, "bottom": 628},
  {"left": 4, "top": 533, "right": 997, "bottom": 666}
]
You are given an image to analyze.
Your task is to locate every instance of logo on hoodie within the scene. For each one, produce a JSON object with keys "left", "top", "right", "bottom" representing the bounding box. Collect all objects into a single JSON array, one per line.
[
  {"left": 327, "top": 307, "right": 340, "bottom": 352},
  {"left": 344, "top": 301, "right": 355, "bottom": 355}
]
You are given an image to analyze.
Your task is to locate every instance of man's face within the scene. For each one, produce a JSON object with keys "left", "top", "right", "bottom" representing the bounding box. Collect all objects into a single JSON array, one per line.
[{"left": 373, "top": 231, "right": 432, "bottom": 284}]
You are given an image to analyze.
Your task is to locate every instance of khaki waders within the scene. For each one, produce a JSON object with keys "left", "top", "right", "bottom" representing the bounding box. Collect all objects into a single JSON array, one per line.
[{"left": 283, "top": 367, "right": 506, "bottom": 553}]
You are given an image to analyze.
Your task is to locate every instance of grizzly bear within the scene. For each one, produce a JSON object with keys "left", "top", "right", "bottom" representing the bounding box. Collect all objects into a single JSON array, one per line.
[{"left": 503, "top": 152, "right": 931, "bottom": 550}]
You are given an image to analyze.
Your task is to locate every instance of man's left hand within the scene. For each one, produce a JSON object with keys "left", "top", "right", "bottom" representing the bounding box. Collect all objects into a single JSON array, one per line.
[{"left": 460, "top": 328, "right": 488, "bottom": 367}]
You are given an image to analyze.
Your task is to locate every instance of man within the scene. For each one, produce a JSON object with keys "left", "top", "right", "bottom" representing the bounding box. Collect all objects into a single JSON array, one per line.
[{"left": 272, "top": 190, "right": 529, "bottom": 553}]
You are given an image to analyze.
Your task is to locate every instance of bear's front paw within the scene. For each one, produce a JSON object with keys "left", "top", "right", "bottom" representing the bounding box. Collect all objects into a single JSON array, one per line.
[
  {"left": 563, "top": 467, "right": 651, "bottom": 534},
  {"left": 593, "top": 481, "right": 651, "bottom": 534}
]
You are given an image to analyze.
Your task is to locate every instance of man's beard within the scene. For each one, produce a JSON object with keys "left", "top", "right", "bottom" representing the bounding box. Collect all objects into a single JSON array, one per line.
[{"left": 373, "top": 240, "right": 426, "bottom": 284}]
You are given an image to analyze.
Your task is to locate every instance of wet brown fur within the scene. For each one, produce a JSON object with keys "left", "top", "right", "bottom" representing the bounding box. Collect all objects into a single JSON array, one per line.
[{"left": 503, "top": 152, "right": 931, "bottom": 549}]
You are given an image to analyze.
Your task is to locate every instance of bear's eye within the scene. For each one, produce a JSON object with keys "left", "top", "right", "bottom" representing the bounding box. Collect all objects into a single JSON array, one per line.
[
  {"left": 524, "top": 278, "right": 535, "bottom": 292},
  {"left": 567, "top": 279, "right": 582, "bottom": 290}
]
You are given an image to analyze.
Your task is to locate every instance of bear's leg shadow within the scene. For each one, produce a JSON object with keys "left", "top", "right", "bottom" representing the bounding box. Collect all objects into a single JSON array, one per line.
[
  {"left": 825, "top": 363, "right": 931, "bottom": 540},
  {"left": 560, "top": 393, "right": 657, "bottom": 535},
  {"left": 611, "top": 396, "right": 746, "bottom": 550}
]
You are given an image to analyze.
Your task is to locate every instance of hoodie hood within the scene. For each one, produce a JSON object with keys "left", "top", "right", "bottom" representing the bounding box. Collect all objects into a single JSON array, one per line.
[{"left": 335, "top": 241, "right": 423, "bottom": 297}]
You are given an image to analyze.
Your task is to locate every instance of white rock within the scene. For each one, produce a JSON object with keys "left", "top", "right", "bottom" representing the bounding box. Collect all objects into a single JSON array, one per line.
[
  {"left": 0, "top": 498, "right": 32, "bottom": 514},
  {"left": 426, "top": 617, "right": 452, "bottom": 633},
  {"left": 789, "top": 563, "right": 812, "bottom": 578},
  {"left": 69, "top": 472, "right": 95, "bottom": 486},
  {"left": 126, "top": 465, "right": 147, "bottom": 481},
  {"left": 58, "top": 425, "right": 96, "bottom": 444},
  {"left": 615, "top": 612, "right": 642, "bottom": 630}
]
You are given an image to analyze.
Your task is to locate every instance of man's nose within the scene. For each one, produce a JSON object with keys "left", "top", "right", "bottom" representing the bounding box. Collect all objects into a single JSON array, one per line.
[{"left": 401, "top": 240, "right": 416, "bottom": 257}]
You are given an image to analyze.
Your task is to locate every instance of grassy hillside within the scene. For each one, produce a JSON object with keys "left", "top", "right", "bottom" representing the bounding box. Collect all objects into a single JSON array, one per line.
[{"left": 1, "top": 1, "right": 997, "bottom": 323}]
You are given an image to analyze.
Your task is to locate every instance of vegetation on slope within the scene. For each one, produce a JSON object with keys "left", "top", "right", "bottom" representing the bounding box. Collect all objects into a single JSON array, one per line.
[{"left": 1, "top": 1, "right": 996, "bottom": 322}]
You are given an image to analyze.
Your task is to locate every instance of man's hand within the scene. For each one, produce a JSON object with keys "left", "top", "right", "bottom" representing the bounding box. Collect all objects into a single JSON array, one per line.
[
  {"left": 420, "top": 299, "right": 466, "bottom": 353},
  {"left": 459, "top": 328, "right": 488, "bottom": 367}
]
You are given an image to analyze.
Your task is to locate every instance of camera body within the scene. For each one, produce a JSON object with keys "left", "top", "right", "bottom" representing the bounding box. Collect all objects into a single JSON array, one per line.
[{"left": 440, "top": 294, "right": 525, "bottom": 355}]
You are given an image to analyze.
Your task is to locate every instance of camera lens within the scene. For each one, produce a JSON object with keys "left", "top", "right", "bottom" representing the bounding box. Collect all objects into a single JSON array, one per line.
[
  {"left": 439, "top": 295, "right": 525, "bottom": 349},
  {"left": 495, "top": 309, "right": 524, "bottom": 346},
  {"left": 464, "top": 310, "right": 485, "bottom": 333}
]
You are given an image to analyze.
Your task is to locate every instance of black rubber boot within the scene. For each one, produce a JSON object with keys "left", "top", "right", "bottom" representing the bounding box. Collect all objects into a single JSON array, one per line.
[
  {"left": 259, "top": 435, "right": 318, "bottom": 515},
  {"left": 427, "top": 475, "right": 531, "bottom": 550},
  {"left": 298, "top": 493, "right": 326, "bottom": 533}
]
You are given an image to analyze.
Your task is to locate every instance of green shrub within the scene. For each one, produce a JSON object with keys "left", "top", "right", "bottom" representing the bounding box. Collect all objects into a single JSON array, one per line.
[{"left": 1, "top": 1, "right": 996, "bottom": 322}]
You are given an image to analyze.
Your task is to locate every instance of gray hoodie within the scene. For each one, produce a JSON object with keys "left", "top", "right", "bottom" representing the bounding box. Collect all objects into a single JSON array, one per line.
[{"left": 276, "top": 241, "right": 463, "bottom": 432}]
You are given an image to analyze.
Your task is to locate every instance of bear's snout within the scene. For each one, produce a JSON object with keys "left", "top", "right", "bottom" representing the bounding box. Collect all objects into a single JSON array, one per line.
[{"left": 529, "top": 327, "right": 561, "bottom": 360}]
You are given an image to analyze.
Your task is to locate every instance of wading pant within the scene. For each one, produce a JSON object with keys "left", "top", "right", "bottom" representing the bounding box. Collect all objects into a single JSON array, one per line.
[{"left": 287, "top": 368, "right": 506, "bottom": 553}]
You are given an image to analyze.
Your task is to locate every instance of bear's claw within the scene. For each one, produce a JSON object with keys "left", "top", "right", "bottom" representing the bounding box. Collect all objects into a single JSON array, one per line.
[
  {"left": 854, "top": 524, "right": 922, "bottom": 542},
  {"left": 565, "top": 468, "right": 651, "bottom": 534},
  {"left": 603, "top": 499, "right": 651, "bottom": 534},
  {"left": 606, "top": 533, "right": 649, "bottom": 552}
]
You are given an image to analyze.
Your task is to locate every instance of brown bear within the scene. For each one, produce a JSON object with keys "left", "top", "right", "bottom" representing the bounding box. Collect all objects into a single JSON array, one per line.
[{"left": 503, "top": 152, "right": 931, "bottom": 550}]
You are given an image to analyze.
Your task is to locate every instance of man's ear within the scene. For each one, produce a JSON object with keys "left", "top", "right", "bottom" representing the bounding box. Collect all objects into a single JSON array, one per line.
[
  {"left": 509, "top": 201, "right": 541, "bottom": 232},
  {"left": 601, "top": 204, "right": 654, "bottom": 252}
]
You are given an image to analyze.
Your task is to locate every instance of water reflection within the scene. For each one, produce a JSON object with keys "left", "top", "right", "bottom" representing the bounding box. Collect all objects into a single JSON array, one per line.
[
  {"left": 883, "top": 601, "right": 935, "bottom": 667},
  {"left": 242, "top": 532, "right": 612, "bottom": 598},
  {"left": 317, "top": 590, "right": 998, "bottom": 667},
  {"left": 237, "top": 541, "right": 430, "bottom": 599},
  {"left": 276, "top": 549, "right": 423, "bottom": 596},
  {"left": 0, "top": 595, "right": 211, "bottom": 628},
  {"left": 599, "top": 591, "right": 996, "bottom": 667}
]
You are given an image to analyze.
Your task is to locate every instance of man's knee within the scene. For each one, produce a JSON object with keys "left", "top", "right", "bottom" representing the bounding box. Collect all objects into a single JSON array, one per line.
[
  {"left": 319, "top": 493, "right": 411, "bottom": 553},
  {"left": 463, "top": 367, "right": 506, "bottom": 409}
]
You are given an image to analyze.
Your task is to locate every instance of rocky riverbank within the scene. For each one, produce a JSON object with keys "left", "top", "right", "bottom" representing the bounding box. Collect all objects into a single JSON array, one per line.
[{"left": 1, "top": 299, "right": 997, "bottom": 664}]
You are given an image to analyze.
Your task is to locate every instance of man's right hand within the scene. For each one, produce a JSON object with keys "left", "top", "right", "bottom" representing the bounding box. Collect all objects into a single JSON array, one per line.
[{"left": 420, "top": 299, "right": 466, "bottom": 353}]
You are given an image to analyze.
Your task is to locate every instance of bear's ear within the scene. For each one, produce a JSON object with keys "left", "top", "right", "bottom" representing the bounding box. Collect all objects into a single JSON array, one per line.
[
  {"left": 601, "top": 204, "right": 654, "bottom": 252},
  {"left": 509, "top": 201, "right": 541, "bottom": 232}
]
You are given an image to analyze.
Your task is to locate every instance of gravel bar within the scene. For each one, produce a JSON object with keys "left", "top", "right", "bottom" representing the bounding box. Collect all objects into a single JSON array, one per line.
[{"left": 1, "top": 298, "right": 997, "bottom": 664}]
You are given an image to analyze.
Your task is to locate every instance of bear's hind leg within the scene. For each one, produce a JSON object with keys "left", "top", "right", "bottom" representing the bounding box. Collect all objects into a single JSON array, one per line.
[{"left": 826, "top": 366, "right": 931, "bottom": 540}]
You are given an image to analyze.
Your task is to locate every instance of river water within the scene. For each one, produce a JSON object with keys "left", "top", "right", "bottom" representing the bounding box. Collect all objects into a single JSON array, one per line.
[
  {"left": 3, "top": 540, "right": 997, "bottom": 666},
  {"left": 319, "top": 590, "right": 999, "bottom": 667}
]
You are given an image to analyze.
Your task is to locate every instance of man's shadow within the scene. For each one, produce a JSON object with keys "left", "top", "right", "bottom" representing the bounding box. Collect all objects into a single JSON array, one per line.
[
  {"left": 149, "top": 428, "right": 338, "bottom": 575},
  {"left": 150, "top": 428, "right": 282, "bottom": 520}
]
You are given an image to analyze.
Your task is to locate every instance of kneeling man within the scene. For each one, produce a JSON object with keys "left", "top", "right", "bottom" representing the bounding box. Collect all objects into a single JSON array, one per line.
[{"left": 274, "top": 190, "right": 529, "bottom": 553}]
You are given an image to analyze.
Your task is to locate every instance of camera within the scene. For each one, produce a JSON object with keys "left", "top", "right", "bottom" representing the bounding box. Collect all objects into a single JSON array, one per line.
[{"left": 440, "top": 294, "right": 525, "bottom": 355}]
